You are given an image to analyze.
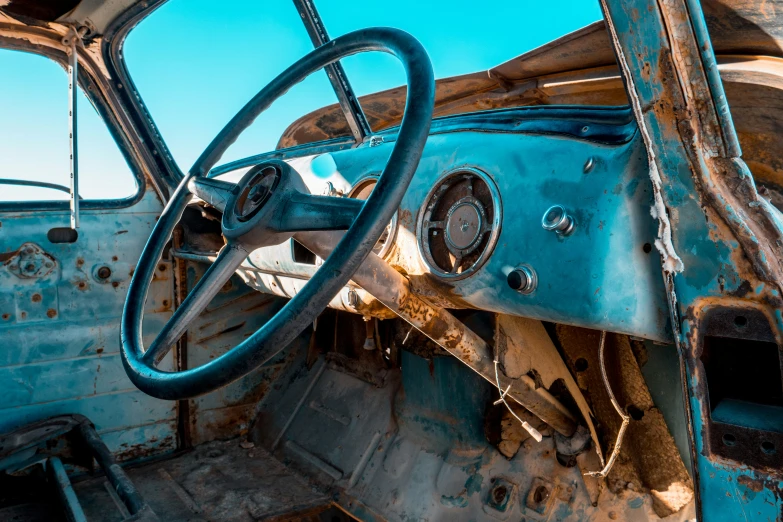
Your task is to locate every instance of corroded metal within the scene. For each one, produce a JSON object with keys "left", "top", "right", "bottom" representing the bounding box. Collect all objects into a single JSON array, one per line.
[
  {"left": 601, "top": 0, "right": 783, "bottom": 519},
  {"left": 0, "top": 188, "right": 177, "bottom": 463}
]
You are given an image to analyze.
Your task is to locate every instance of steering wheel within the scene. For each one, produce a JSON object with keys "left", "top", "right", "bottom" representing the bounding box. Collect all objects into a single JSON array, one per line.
[{"left": 120, "top": 28, "right": 435, "bottom": 400}]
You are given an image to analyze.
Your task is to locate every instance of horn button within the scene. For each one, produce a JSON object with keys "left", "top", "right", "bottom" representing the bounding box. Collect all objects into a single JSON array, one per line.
[{"left": 235, "top": 165, "right": 281, "bottom": 222}]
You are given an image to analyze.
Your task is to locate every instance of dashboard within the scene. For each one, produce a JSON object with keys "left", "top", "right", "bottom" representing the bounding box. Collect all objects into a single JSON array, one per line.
[{"left": 204, "top": 105, "right": 671, "bottom": 343}]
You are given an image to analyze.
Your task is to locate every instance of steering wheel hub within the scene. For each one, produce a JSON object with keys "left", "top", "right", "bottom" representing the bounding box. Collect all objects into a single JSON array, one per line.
[{"left": 236, "top": 165, "right": 280, "bottom": 222}]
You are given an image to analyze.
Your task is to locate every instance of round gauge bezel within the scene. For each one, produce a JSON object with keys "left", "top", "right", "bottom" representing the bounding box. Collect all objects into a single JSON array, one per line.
[{"left": 416, "top": 166, "right": 502, "bottom": 280}]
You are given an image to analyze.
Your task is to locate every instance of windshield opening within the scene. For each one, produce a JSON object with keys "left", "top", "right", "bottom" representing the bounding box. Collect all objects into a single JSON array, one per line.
[{"left": 124, "top": 0, "right": 601, "bottom": 170}]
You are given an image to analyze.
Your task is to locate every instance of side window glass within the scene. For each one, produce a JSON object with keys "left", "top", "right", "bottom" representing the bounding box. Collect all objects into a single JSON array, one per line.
[{"left": 0, "top": 49, "right": 138, "bottom": 203}]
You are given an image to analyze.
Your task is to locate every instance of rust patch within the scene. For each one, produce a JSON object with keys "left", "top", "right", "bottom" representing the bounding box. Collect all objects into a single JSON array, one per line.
[
  {"left": 423, "top": 315, "right": 449, "bottom": 340},
  {"left": 114, "top": 434, "right": 176, "bottom": 463},
  {"left": 398, "top": 209, "right": 413, "bottom": 229},
  {"left": 407, "top": 274, "right": 473, "bottom": 309},
  {"left": 737, "top": 475, "right": 765, "bottom": 493},
  {"left": 46, "top": 308, "right": 56, "bottom": 318},
  {"left": 0, "top": 249, "right": 19, "bottom": 263}
]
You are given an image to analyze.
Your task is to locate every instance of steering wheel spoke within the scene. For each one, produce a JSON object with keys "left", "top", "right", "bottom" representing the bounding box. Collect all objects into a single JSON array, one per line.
[
  {"left": 141, "top": 243, "right": 248, "bottom": 365},
  {"left": 277, "top": 192, "right": 364, "bottom": 232},
  {"left": 188, "top": 177, "right": 237, "bottom": 214}
]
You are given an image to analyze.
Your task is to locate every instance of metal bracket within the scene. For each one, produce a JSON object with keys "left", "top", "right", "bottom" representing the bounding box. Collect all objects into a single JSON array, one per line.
[{"left": 62, "top": 25, "right": 89, "bottom": 230}]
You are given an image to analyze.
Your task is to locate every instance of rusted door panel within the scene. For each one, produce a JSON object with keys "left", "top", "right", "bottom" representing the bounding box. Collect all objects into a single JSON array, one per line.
[{"left": 0, "top": 188, "right": 177, "bottom": 461}]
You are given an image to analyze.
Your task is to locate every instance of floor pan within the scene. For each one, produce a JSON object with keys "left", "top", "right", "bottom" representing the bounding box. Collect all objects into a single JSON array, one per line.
[{"left": 73, "top": 440, "right": 341, "bottom": 522}]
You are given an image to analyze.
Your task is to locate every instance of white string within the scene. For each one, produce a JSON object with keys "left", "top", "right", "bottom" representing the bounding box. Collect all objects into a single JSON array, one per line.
[
  {"left": 584, "top": 331, "right": 630, "bottom": 478},
  {"left": 493, "top": 359, "right": 543, "bottom": 442}
]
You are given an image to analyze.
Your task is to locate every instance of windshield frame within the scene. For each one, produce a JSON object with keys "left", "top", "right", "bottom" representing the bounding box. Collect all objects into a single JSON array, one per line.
[{"left": 104, "top": 0, "right": 384, "bottom": 196}]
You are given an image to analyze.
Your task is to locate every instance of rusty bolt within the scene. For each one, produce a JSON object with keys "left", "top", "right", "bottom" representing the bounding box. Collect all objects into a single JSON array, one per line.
[
  {"left": 492, "top": 485, "right": 508, "bottom": 504},
  {"left": 47, "top": 309, "right": 57, "bottom": 318},
  {"left": 533, "top": 485, "right": 550, "bottom": 504},
  {"left": 20, "top": 311, "right": 27, "bottom": 319},
  {"left": 31, "top": 293, "right": 42, "bottom": 303},
  {"left": 158, "top": 264, "right": 167, "bottom": 271},
  {"left": 78, "top": 281, "right": 87, "bottom": 290},
  {"left": 25, "top": 263, "right": 36, "bottom": 272},
  {"left": 2, "top": 314, "right": 9, "bottom": 320},
  {"left": 348, "top": 289, "right": 360, "bottom": 309},
  {"left": 97, "top": 266, "right": 112, "bottom": 280},
  {"left": 112, "top": 256, "right": 118, "bottom": 262},
  {"left": 608, "top": 511, "right": 618, "bottom": 520},
  {"left": 112, "top": 281, "right": 119, "bottom": 288}
]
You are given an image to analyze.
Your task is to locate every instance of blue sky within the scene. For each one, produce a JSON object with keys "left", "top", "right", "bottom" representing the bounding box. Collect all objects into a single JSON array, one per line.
[{"left": 1, "top": 0, "right": 601, "bottom": 201}]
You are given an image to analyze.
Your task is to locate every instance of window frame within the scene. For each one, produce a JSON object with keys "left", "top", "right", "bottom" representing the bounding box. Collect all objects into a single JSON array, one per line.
[{"left": 0, "top": 36, "right": 147, "bottom": 212}]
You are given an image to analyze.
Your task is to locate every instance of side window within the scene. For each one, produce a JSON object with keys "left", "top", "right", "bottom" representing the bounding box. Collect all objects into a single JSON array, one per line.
[{"left": 0, "top": 49, "right": 138, "bottom": 203}]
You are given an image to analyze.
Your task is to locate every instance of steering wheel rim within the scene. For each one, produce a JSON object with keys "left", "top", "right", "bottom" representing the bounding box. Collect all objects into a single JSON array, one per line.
[{"left": 120, "top": 27, "right": 435, "bottom": 400}]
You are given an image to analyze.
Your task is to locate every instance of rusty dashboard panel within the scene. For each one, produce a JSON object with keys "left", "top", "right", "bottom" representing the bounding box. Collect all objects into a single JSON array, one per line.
[{"left": 207, "top": 105, "right": 671, "bottom": 342}]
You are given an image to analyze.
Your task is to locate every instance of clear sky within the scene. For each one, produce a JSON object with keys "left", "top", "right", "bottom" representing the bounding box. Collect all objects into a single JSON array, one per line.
[{"left": 1, "top": 0, "right": 601, "bottom": 201}]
